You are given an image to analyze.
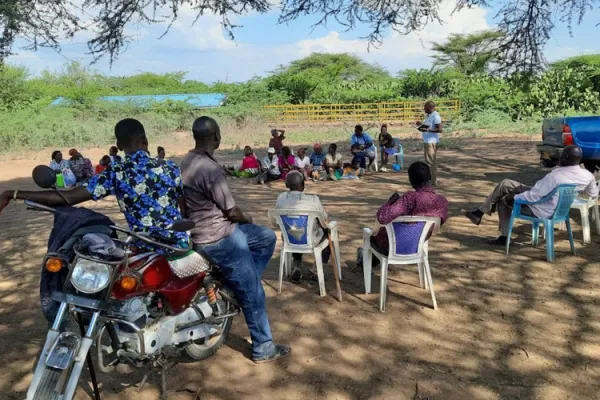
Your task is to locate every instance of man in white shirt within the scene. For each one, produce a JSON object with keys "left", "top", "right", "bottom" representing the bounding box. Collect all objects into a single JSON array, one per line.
[
  {"left": 464, "top": 146, "right": 599, "bottom": 245},
  {"left": 274, "top": 171, "right": 331, "bottom": 283},
  {"left": 418, "top": 101, "right": 442, "bottom": 186},
  {"left": 258, "top": 147, "right": 280, "bottom": 184}
]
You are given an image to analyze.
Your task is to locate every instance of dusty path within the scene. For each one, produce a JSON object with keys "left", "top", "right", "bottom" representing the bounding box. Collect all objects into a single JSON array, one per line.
[{"left": 1, "top": 137, "right": 600, "bottom": 399}]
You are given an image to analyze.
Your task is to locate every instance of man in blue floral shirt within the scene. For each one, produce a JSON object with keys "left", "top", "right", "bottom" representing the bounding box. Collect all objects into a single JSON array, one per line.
[
  {"left": 1, "top": 118, "right": 189, "bottom": 249},
  {"left": 86, "top": 122, "right": 188, "bottom": 247}
]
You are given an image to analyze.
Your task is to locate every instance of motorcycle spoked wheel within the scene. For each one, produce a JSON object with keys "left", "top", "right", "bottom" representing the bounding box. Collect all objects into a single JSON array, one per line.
[{"left": 182, "top": 297, "right": 234, "bottom": 362}]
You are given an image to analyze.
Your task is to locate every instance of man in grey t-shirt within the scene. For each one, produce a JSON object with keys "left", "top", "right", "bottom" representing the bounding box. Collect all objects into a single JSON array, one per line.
[{"left": 180, "top": 116, "right": 290, "bottom": 364}]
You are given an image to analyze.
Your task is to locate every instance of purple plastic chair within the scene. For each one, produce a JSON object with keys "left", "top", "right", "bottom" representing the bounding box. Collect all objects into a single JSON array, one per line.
[{"left": 363, "top": 216, "right": 441, "bottom": 311}]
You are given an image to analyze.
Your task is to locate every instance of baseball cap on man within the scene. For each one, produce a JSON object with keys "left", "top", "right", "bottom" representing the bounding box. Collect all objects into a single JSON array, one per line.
[
  {"left": 267, "top": 147, "right": 276, "bottom": 154},
  {"left": 270, "top": 129, "right": 278, "bottom": 136}
]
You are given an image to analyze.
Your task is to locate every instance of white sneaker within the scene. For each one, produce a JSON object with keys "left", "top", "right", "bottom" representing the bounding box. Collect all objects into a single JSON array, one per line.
[{"left": 380, "top": 167, "right": 389, "bottom": 172}]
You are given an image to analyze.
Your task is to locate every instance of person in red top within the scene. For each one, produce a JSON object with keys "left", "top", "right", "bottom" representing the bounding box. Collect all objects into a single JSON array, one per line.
[
  {"left": 278, "top": 146, "right": 295, "bottom": 180},
  {"left": 269, "top": 129, "right": 286, "bottom": 155},
  {"left": 240, "top": 146, "right": 260, "bottom": 171},
  {"left": 372, "top": 161, "right": 449, "bottom": 253},
  {"left": 95, "top": 155, "right": 111, "bottom": 175}
]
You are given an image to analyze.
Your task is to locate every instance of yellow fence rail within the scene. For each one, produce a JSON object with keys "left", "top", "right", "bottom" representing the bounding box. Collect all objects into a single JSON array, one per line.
[{"left": 264, "top": 100, "right": 460, "bottom": 124}]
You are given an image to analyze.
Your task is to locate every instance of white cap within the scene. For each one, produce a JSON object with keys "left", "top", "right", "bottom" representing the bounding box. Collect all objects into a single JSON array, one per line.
[{"left": 267, "top": 147, "right": 276, "bottom": 154}]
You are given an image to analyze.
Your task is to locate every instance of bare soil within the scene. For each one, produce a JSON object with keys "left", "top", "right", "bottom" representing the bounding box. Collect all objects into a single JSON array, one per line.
[{"left": 1, "top": 135, "right": 600, "bottom": 400}]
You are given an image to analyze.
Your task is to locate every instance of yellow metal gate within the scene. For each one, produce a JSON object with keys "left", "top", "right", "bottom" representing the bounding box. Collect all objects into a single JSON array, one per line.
[{"left": 264, "top": 100, "right": 460, "bottom": 124}]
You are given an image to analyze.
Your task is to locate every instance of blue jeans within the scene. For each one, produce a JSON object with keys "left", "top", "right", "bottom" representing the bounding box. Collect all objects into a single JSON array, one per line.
[
  {"left": 194, "top": 224, "right": 276, "bottom": 358},
  {"left": 351, "top": 150, "right": 376, "bottom": 168}
]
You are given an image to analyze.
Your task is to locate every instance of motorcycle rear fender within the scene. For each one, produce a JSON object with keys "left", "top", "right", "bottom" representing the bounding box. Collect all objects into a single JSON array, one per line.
[{"left": 45, "top": 332, "right": 81, "bottom": 370}]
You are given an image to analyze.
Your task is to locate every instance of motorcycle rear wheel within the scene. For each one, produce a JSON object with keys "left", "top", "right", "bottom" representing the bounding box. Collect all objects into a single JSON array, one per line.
[
  {"left": 183, "top": 315, "right": 233, "bottom": 361},
  {"left": 32, "top": 366, "right": 62, "bottom": 400}
]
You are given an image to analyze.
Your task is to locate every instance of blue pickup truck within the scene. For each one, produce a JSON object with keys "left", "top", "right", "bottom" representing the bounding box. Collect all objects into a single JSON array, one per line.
[{"left": 537, "top": 116, "right": 600, "bottom": 171}]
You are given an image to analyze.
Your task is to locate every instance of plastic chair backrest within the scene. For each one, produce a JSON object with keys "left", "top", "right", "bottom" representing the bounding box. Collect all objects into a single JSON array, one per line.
[
  {"left": 549, "top": 184, "right": 579, "bottom": 220},
  {"left": 269, "top": 209, "right": 325, "bottom": 249},
  {"left": 384, "top": 216, "right": 440, "bottom": 259},
  {"left": 393, "top": 139, "right": 403, "bottom": 153}
]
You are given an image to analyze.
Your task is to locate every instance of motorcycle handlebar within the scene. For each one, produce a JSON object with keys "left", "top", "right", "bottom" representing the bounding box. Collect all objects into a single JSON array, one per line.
[
  {"left": 24, "top": 200, "right": 57, "bottom": 213},
  {"left": 110, "top": 225, "right": 190, "bottom": 254}
]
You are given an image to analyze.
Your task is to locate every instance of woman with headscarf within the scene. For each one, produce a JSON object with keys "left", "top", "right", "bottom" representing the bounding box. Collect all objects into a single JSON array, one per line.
[{"left": 68, "top": 148, "right": 94, "bottom": 182}]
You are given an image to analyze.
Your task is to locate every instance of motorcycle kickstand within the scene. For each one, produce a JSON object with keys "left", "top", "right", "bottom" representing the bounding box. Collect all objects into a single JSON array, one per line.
[{"left": 159, "top": 362, "right": 175, "bottom": 400}]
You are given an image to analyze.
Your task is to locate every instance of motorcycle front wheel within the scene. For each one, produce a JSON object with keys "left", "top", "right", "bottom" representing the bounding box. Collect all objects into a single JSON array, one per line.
[{"left": 32, "top": 366, "right": 62, "bottom": 400}]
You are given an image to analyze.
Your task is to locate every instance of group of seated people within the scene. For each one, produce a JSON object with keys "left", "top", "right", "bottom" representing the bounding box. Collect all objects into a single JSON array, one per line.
[
  {"left": 230, "top": 123, "right": 400, "bottom": 184},
  {"left": 274, "top": 161, "right": 449, "bottom": 281},
  {"left": 50, "top": 145, "right": 168, "bottom": 187},
  {"left": 229, "top": 142, "right": 346, "bottom": 184},
  {"left": 49, "top": 148, "right": 95, "bottom": 186},
  {"left": 274, "top": 144, "right": 599, "bottom": 282}
]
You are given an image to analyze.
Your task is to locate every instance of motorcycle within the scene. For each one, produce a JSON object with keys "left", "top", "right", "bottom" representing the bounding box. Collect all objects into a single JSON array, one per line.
[{"left": 26, "top": 166, "right": 239, "bottom": 399}]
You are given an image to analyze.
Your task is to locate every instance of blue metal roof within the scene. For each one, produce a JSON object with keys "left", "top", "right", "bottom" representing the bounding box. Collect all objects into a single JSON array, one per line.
[{"left": 51, "top": 93, "right": 226, "bottom": 108}]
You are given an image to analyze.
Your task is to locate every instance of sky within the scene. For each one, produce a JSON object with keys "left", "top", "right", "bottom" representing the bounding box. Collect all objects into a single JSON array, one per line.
[{"left": 7, "top": 0, "right": 600, "bottom": 83}]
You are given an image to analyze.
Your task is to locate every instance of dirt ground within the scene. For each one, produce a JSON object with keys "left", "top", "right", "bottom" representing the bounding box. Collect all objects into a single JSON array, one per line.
[{"left": 2, "top": 134, "right": 600, "bottom": 400}]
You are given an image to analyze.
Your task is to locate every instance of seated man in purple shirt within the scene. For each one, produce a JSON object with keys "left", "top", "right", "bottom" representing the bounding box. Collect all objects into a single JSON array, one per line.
[
  {"left": 372, "top": 162, "right": 449, "bottom": 254},
  {"left": 463, "top": 145, "right": 598, "bottom": 245},
  {"left": 181, "top": 116, "right": 290, "bottom": 364}
]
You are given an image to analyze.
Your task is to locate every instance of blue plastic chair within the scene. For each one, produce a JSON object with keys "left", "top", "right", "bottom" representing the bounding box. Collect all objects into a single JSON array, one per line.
[{"left": 505, "top": 184, "right": 579, "bottom": 262}]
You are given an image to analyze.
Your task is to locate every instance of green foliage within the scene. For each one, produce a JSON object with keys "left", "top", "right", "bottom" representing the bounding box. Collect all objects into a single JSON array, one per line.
[
  {"left": 266, "top": 53, "right": 391, "bottom": 104},
  {"left": 398, "top": 69, "right": 458, "bottom": 98},
  {"left": 522, "top": 67, "right": 600, "bottom": 116},
  {"left": 2, "top": 52, "right": 600, "bottom": 154},
  {"left": 431, "top": 30, "right": 504, "bottom": 75}
]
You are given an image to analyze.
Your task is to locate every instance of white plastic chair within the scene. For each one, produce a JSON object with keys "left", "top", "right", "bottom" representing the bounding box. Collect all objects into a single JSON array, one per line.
[
  {"left": 363, "top": 216, "right": 441, "bottom": 311},
  {"left": 371, "top": 146, "right": 379, "bottom": 172},
  {"left": 570, "top": 179, "right": 600, "bottom": 244},
  {"left": 269, "top": 209, "right": 342, "bottom": 297}
]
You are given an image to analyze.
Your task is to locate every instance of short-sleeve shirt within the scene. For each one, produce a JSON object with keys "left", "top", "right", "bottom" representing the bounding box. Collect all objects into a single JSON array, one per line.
[
  {"left": 85, "top": 150, "right": 189, "bottom": 249},
  {"left": 261, "top": 154, "right": 280, "bottom": 175},
  {"left": 379, "top": 132, "right": 394, "bottom": 148},
  {"left": 180, "top": 150, "right": 236, "bottom": 244},
  {"left": 325, "top": 153, "right": 342, "bottom": 167},
  {"left": 295, "top": 156, "right": 311, "bottom": 169},
  {"left": 310, "top": 153, "right": 326, "bottom": 167},
  {"left": 275, "top": 191, "right": 328, "bottom": 244},
  {"left": 350, "top": 132, "right": 375, "bottom": 151},
  {"left": 422, "top": 111, "right": 442, "bottom": 144},
  {"left": 241, "top": 156, "right": 260, "bottom": 171}
]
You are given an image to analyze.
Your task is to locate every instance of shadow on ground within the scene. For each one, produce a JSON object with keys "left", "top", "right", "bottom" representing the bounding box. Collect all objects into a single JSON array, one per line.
[{"left": 1, "top": 137, "right": 599, "bottom": 399}]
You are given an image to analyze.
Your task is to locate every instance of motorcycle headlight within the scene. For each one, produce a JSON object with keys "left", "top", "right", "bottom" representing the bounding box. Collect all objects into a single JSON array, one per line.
[{"left": 70, "top": 259, "right": 112, "bottom": 294}]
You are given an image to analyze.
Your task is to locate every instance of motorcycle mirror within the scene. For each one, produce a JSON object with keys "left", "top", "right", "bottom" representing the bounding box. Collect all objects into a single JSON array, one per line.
[
  {"left": 170, "top": 219, "right": 195, "bottom": 232},
  {"left": 32, "top": 165, "right": 57, "bottom": 189}
]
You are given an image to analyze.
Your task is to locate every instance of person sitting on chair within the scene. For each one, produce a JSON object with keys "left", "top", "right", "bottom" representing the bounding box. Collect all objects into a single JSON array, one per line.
[
  {"left": 463, "top": 145, "right": 598, "bottom": 245},
  {"left": 378, "top": 124, "right": 397, "bottom": 172},
  {"left": 350, "top": 125, "right": 376, "bottom": 172},
  {"left": 275, "top": 171, "right": 331, "bottom": 283},
  {"left": 372, "top": 162, "right": 448, "bottom": 254}
]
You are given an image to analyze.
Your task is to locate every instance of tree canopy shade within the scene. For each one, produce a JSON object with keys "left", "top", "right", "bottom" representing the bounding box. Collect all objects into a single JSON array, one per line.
[{"left": 0, "top": 0, "right": 598, "bottom": 72}]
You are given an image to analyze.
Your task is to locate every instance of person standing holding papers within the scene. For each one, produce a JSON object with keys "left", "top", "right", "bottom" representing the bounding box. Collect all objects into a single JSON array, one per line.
[{"left": 418, "top": 101, "right": 442, "bottom": 186}]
